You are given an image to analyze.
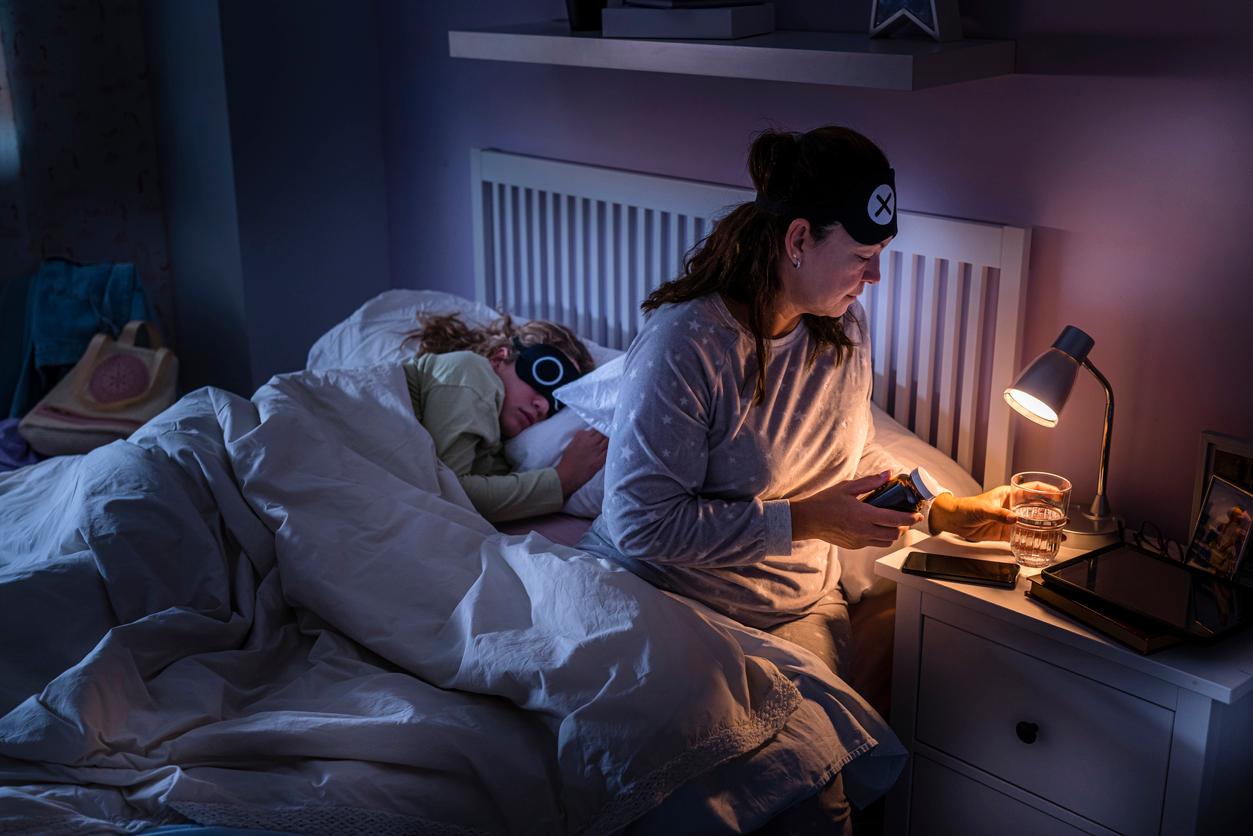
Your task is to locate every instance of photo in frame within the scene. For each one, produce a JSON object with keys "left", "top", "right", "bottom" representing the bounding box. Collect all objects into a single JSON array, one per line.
[
  {"left": 1192, "top": 431, "right": 1253, "bottom": 535},
  {"left": 1185, "top": 475, "right": 1253, "bottom": 584}
]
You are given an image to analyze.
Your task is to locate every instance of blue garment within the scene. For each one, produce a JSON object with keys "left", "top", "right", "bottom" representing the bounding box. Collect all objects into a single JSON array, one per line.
[{"left": 6, "top": 259, "right": 153, "bottom": 418}]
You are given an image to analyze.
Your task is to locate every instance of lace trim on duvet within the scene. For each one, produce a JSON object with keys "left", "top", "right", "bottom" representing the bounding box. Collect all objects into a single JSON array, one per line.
[
  {"left": 0, "top": 810, "right": 186, "bottom": 836},
  {"left": 578, "top": 663, "right": 802, "bottom": 835},
  {"left": 172, "top": 800, "right": 491, "bottom": 836}
]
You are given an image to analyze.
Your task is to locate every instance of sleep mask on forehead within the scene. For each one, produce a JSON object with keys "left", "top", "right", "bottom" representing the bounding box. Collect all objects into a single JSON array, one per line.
[
  {"left": 834, "top": 167, "right": 897, "bottom": 245},
  {"left": 755, "top": 167, "right": 898, "bottom": 246},
  {"left": 511, "top": 337, "right": 582, "bottom": 413}
]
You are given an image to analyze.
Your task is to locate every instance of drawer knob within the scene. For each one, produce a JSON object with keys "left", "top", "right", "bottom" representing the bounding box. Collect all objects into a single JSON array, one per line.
[{"left": 1015, "top": 721, "right": 1039, "bottom": 744}]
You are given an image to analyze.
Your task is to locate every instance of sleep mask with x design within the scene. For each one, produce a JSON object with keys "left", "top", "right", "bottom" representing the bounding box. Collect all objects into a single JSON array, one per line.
[
  {"left": 833, "top": 167, "right": 897, "bottom": 245},
  {"left": 511, "top": 337, "right": 582, "bottom": 413},
  {"left": 754, "top": 166, "right": 897, "bottom": 245}
]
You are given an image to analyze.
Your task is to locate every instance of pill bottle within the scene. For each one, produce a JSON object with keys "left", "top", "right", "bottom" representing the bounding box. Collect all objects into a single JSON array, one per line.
[{"left": 862, "top": 466, "right": 943, "bottom": 513}]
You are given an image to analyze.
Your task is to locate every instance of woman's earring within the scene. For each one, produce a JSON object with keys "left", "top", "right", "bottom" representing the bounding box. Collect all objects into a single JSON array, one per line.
[{"left": 792, "top": 255, "right": 801, "bottom": 269}]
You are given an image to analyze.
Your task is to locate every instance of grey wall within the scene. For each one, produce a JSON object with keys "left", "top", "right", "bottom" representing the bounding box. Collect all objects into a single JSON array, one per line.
[
  {"left": 146, "top": 0, "right": 392, "bottom": 393},
  {"left": 379, "top": 1, "right": 1253, "bottom": 541}
]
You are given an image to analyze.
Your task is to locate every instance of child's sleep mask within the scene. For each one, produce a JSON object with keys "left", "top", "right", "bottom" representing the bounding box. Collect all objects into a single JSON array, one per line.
[{"left": 511, "top": 337, "right": 582, "bottom": 413}]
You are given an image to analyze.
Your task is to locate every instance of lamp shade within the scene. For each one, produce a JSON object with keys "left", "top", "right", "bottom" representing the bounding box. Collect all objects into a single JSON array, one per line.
[{"left": 1003, "top": 325, "right": 1095, "bottom": 428}]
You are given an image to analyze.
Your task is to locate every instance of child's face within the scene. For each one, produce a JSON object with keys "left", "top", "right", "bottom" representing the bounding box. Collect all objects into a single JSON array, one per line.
[{"left": 490, "top": 351, "right": 550, "bottom": 438}]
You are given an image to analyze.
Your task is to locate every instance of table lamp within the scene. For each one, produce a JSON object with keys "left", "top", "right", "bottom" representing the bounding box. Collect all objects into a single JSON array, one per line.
[{"left": 1003, "top": 325, "right": 1121, "bottom": 538}]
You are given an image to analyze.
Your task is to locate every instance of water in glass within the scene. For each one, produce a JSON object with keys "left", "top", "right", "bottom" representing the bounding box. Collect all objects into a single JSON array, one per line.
[{"left": 1011, "top": 503, "right": 1067, "bottom": 567}]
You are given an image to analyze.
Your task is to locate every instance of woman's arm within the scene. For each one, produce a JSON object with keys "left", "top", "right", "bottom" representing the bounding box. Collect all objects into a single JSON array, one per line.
[
  {"left": 928, "top": 488, "right": 1017, "bottom": 541},
  {"left": 600, "top": 323, "right": 792, "bottom": 568}
]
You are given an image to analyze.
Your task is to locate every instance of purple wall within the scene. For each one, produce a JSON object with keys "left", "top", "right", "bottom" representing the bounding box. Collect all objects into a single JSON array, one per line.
[
  {"left": 216, "top": 0, "right": 392, "bottom": 387},
  {"left": 379, "top": 1, "right": 1253, "bottom": 541},
  {"left": 0, "top": 0, "right": 175, "bottom": 338},
  {"left": 145, "top": 0, "right": 392, "bottom": 393}
]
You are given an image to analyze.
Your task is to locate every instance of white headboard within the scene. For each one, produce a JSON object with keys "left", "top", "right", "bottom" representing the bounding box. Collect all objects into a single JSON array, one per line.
[{"left": 470, "top": 149, "right": 1030, "bottom": 489}]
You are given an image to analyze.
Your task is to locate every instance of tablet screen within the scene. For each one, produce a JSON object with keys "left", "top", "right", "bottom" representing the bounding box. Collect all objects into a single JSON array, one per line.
[{"left": 1044, "top": 545, "right": 1252, "bottom": 639}]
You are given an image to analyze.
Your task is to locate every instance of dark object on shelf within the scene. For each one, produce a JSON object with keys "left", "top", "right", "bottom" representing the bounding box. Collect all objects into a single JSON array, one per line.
[
  {"left": 602, "top": 3, "right": 774, "bottom": 39},
  {"left": 628, "top": 0, "right": 762, "bottom": 7},
  {"left": 870, "top": 0, "right": 962, "bottom": 42},
  {"left": 1041, "top": 542, "right": 1253, "bottom": 643},
  {"left": 566, "top": 0, "right": 608, "bottom": 31},
  {"left": 1025, "top": 575, "right": 1182, "bottom": 655}
]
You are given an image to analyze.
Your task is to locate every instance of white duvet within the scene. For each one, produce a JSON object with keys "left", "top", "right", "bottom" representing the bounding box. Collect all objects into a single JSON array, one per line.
[{"left": 0, "top": 365, "right": 903, "bottom": 834}]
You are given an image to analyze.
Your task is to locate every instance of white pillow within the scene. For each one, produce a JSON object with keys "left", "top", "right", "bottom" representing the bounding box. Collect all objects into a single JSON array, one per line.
[
  {"left": 502, "top": 406, "right": 605, "bottom": 517},
  {"left": 306, "top": 289, "right": 501, "bottom": 372},
  {"left": 552, "top": 354, "right": 624, "bottom": 434},
  {"left": 306, "top": 288, "right": 621, "bottom": 371}
]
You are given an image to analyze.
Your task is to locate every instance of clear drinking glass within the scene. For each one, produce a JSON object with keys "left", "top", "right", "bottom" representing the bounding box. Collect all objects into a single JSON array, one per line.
[{"left": 1010, "top": 471, "right": 1072, "bottom": 568}]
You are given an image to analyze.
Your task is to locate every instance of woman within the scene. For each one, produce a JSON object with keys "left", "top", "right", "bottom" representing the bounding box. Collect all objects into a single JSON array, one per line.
[
  {"left": 576, "top": 126, "right": 1015, "bottom": 831},
  {"left": 403, "top": 312, "right": 607, "bottom": 523}
]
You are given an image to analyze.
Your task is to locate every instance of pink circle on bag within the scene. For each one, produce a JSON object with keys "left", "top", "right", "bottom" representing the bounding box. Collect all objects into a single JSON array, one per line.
[{"left": 89, "top": 354, "right": 150, "bottom": 403}]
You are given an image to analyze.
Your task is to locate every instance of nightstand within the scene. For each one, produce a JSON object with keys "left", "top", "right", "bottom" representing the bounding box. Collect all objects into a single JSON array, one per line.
[{"left": 875, "top": 533, "right": 1253, "bottom": 836}]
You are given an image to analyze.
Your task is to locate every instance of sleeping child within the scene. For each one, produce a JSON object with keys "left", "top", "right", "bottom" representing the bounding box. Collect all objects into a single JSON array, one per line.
[{"left": 402, "top": 312, "right": 608, "bottom": 523}]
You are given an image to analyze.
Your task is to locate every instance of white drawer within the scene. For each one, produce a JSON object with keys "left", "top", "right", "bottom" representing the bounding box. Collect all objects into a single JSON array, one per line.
[
  {"left": 915, "top": 617, "right": 1173, "bottom": 836},
  {"left": 909, "top": 755, "right": 1087, "bottom": 836}
]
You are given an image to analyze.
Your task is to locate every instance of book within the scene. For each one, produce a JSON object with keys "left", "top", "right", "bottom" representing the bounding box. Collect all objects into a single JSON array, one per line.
[
  {"left": 1025, "top": 575, "right": 1182, "bottom": 655},
  {"left": 602, "top": 3, "right": 775, "bottom": 40}
]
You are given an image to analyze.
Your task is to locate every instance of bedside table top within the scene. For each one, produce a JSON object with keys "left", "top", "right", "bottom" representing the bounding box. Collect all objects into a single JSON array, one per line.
[{"left": 875, "top": 533, "right": 1253, "bottom": 704}]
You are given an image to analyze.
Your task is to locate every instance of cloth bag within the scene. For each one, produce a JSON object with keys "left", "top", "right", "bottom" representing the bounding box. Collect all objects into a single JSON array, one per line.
[{"left": 18, "top": 321, "right": 177, "bottom": 456}]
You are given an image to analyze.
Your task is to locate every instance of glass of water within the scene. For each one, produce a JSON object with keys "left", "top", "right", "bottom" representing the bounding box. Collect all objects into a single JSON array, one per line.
[{"left": 1010, "top": 471, "right": 1072, "bottom": 568}]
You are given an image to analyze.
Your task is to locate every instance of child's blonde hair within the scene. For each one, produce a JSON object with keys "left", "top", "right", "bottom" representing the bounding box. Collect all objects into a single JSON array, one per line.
[{"left": 404, "top": 312, "right": 595, "bottom": 374}]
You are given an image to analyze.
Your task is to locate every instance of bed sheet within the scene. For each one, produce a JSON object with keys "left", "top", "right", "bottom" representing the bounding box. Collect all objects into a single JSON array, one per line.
[{"left": 0, "top": 365, "right": 904, "bottom": 835}]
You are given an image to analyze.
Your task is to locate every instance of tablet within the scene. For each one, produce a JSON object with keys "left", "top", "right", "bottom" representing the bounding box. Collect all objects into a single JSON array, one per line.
[{"left": 1041, "top": 542, "right": 1253, "bottom": 641}]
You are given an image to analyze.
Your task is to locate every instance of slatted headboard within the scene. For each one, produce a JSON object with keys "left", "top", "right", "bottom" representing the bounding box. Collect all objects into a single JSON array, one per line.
[{"left": 470, "top": 148, "right": 1031, "bottom": 489}]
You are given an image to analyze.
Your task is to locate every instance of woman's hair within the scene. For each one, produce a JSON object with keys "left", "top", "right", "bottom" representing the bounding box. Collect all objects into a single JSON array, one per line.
[
  {"left": 642, "top": 125, "right": 890, "bottom": 405},
  {"left": 403, "top": 311, "right": 595, "bottom": 374}
]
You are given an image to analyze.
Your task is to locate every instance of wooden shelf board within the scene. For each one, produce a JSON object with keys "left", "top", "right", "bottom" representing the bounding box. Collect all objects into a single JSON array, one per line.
[{"left": 448, "top": 22, "right": 1016, "bottom": 91}]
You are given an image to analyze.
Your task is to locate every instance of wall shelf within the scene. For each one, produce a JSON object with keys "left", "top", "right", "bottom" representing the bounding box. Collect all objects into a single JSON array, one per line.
[{"left": 448, "top": 22, "right": 1015, "bottom": 91}]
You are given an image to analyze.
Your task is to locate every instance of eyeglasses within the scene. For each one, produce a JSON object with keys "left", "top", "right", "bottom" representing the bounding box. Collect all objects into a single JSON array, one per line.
[{"left": 1131, "top": 520, "right": 1185, "bottom": 563}]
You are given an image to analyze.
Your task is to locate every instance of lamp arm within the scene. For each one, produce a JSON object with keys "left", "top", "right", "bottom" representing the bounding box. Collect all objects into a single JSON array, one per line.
[{"left": 1080, "top": 357, "right": 1114, "bottom": 519}]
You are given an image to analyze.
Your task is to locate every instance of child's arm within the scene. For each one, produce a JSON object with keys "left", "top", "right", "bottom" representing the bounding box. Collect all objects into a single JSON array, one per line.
[
  {"left": 420, "top": 384, "right": 564, "bottom": 523},
  {"left": 459, "top": 469, "right": 564, "bottom": 523}
]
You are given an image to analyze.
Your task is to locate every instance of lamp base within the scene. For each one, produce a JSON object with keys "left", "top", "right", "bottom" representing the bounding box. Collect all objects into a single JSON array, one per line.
[{"left": 1063, "top": 502, "right": 1122, "bottom": 550}]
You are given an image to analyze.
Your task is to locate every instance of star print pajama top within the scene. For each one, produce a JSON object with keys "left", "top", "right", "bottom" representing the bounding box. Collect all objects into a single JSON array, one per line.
[{"left": 577, "top": 293, "right": 905, "bottom": 631}]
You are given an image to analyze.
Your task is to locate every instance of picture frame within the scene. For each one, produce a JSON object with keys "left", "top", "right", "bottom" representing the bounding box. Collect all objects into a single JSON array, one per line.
[
  {"left": 1192, "top": 431, "right": 1253, "bottom": 535},
  {"left": 1185, "top": 475, "right": 1253, "bottom": 584}
]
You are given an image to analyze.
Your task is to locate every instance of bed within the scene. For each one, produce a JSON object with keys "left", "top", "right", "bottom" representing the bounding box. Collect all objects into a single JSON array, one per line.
[{"left": 0, "top": 151, "right": 1031, "bottom": 835}]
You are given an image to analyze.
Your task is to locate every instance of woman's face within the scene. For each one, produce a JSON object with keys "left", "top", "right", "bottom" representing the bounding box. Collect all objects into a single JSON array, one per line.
[
  {"left": 490, "top": 350, "right": 550, "bottom": 438},
  {"left": 779, "top": 221, "right": 891, "bottom": 325}
]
